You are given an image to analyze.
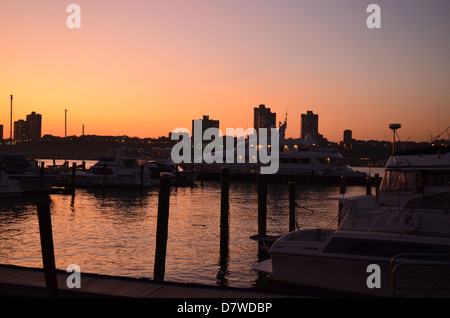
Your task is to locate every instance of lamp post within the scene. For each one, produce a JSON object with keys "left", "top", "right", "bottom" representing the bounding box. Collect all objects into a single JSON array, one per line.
[{"left": 389, "top": 123, "right": 401, "bottom": 155}]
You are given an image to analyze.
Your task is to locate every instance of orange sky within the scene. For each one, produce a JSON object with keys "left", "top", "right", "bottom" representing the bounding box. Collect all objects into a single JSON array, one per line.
[{"left": 0, "top": 0, "right": 449, "bottom": 143}]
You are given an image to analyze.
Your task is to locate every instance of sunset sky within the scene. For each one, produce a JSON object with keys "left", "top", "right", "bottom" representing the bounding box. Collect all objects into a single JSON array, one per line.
[{"left": 1, "top": 0, "right": 449, "bottom": 143}]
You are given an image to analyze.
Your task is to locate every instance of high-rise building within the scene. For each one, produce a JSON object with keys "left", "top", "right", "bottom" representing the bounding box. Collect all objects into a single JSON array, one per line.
[
  {"left": 254, "top": 104, "right": 276, "bottom": 137},
  {"left": 14, "top": 120, "right": 28, "bottom": 140},
  {"left": 13, "top": 111, "right": 42, "bottom": 141},
  {"left": 26, "top": 111, "right": 42, "bottom": 140},
  {"left": 0, "top": 125, "right": 3, "bottom": 141},
  {"left": 343, "top": 129, "right": 353, "bottom": 147},
  {"left": 301, "top": 110, "right": 319, "bottom": 139},
  {"left": 192, "top": 115, "right": 219, "bottom": 137}
]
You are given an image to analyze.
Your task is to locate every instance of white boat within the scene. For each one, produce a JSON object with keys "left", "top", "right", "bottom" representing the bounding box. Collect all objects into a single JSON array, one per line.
[
  {"left": 255, "top": 147, "right": 450, "bottom": 297},
  {"left": 0, "top": 170, "right": 23, "bottom": 198},
  {"left": 148, "top": 159, "right": 199, "bottom": 186},
  {"left": 61, "top": 148, "right": 159, "bottom": 188},
  {"left": 199, "top": 118, "right": 366, "bottom": 178},
  {"left": 0, "top": 154, "right": 56, "bottom": 193}
]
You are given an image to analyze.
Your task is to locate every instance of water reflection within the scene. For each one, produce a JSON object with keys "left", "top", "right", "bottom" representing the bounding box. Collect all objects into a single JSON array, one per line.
[{"left": 0, "top": 181, "right": 368, "bottom": 288}]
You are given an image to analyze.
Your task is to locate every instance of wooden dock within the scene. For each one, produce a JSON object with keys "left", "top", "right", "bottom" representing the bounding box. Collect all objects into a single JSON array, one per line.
[{"left": 0, "top": 264, "right": 301, "bottom": 298}]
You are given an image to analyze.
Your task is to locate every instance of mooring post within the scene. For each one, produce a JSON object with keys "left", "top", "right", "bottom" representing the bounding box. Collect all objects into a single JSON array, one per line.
[
  {"left": 39, "top": 162, "right": 45, "bottom": 194},
  {"left": 220, "top": 168, "right": 230, "bottom": 251},
  {"left": 71, "top": 162, "right": 76, "bottom": 194},
  {"left": 102, "top": 162, "right": 107, "bottom": 194},
  {"left": 37, "top": 195, "right": 58, "bottom": 298},
  {"left": 338, "top": 176, "right": 346, "bottom": 225},
  {"left": 153, "top": 174, "right": 171, "bottom": 282},
  {"left": 366, "top": 176, "right": 372, "bottom": 195},
  {"left": 289, "top": 182, "right": 296, "bottom": 232},
  {"left": 374, "top": 173, "right": 380, "bottom": 202},
  {"left": 201, "top": 164, "right": 204, "bottom": 187},
  {"left": 257, "top": 174, "right": 267, "bottom": 238},
  {"left": 140, "top": 164, "right": 144, "bottom": 190}
]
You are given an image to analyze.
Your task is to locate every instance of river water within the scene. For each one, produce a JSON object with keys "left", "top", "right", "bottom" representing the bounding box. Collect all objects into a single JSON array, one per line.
[{"left": 0, "top": 161, "right": 383, "bottom": 289}]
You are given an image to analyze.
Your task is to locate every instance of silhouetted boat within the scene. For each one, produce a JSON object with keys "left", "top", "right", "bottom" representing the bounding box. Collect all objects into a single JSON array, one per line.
[
  {"left": 60, "top": 148, "right": 159, "bottom": 188},
  {"left": 255, "top": 147, "right": 450, "bottom": 297},
  {"left": 148, "top": 159, "right": 199, "bottom": 186},
  {"left": 0, "top": 170, "right": 23, "bottom": 198},
  {"left": 0, "top": 154, "right": 56, "bottom": 193}
]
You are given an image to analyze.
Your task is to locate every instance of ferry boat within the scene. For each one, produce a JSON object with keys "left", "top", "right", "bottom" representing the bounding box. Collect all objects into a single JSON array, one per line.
[{"left": 255, "top": 146, "right": 450, "bottom": 297}]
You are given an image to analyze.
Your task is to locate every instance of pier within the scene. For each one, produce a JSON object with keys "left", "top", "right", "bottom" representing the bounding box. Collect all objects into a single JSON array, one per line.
[{"left": 0, "top": 264, "right": 300, "bottom": 298}]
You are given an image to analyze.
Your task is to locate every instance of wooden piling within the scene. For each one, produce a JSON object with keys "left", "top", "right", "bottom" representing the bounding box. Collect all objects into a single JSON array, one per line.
[
  {"left": 39, "top": 162, "right": 45, "bottom": 194},
  {"left": 338, "top": 176, "right": 346, "bottom": 225},
  {"left": 153, "top": 174, "right": 171, "bottom": 282},
  {"left": 201, "top": 164, "right": 204, "bottom": 187},
  {"left": 288, "top": 182, "right": 296, "bottom": 232},
  {"left": 71, "top": 162, "right": 76, "bottom": 194},
  {"left": 102, "top": 163, "right": 107, "bottom": 194},
  {"left": 257, "top": 174, "right": 267, "bottom": 238},
  {"left": 366, "top": 176, "right": 372, "bottom": 195},
  {"left": 220, "top": 168, "right": 230, "bottom": 249},
  {"left": 374, "top": 173, "right": 380, "bottom": 202},
  {"left": 140, "top": 164, "right": 144, "bottom": 190},
  {"left": 37, "top": 195, "right": 58, "bottom": 298}
]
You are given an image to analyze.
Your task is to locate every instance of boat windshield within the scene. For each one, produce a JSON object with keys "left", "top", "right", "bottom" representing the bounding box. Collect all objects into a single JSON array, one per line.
[
  {"left": 380, "top": 170, "right": 416, "bottom": 193},
  {"left": 404, "top": 191, "right": 450, "bottom": 210}
]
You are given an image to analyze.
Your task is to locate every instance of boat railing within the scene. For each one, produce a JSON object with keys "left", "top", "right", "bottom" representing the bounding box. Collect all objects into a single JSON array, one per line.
[{"left": 390, "top": 253, "right": 450, "bottom": 298}]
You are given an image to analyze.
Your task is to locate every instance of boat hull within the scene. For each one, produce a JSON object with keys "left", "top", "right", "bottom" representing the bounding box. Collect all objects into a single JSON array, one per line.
[
  {"left": 269, "top": 252, "right": 391, "bottom": 297},
  {"left": 63, "top": 172, "right": 159, "bottom": 188},
  {"left": 8, "top": 176, "right": 56, "bottom": 193},
  {"left": 268, "top": 251, "right": 450, "bottom": 297}
]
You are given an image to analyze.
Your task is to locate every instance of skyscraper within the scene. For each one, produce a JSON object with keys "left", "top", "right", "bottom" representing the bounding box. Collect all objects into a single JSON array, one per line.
[
  {"left": 254, "top": 104, "right": 276, "bottom": 137},
  {"left": 192, "top": 115, "right": 219, "bottom": 137},
  {"left": 26, "top": 111, "right": 42, "bottom": 140},
  {"left": 301, "top": 110, "right": 319, "bottom": 139},
  {"left": 13, "top": 111, "right": 42, "bottom": 141},
  {"left": 14, "top": 119, "right": 28, "bottom": 140},
  {"left": 343, "top": 129, "right": 353, "bottom": 147},
  {"left": 0, "top": 125, "right": 3, "bottom": 141}
]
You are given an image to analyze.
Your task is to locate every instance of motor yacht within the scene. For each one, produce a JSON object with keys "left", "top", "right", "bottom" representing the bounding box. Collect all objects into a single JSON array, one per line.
[
  {"left": 0, "top": 154, "right": 56, "bottom": 193},
  {"left": 255, "top": 147, "right": 450, "bottom": 297},
  {"left": 61, "top": 148, "right": 159, "bottom": 188},
  {"left": 0, "top": 170, "right": 23, "bottom": 198}
]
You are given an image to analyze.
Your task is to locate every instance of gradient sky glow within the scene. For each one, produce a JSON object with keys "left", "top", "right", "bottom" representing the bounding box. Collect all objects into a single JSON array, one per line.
[{"left": 1, "top": 0, "right": 449, "bottom": 142}]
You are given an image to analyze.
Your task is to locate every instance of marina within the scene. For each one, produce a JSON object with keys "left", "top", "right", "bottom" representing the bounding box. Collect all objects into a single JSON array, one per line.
[
  {"left": 0, "top": 161, "right": 374, "bottom": 297},
  {"left": 2, "top": 0, "right": 449, "bottom": 302}
]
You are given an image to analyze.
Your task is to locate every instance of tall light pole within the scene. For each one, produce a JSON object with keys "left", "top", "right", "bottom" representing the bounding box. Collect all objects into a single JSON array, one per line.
[
  {"left": 65, "top": 109, "right": 68, "bottom": 138},
  {"left": 65, "top": 109, "right": 68, "bottom": 165},
  {"left": 389, "top": 123, "right": 401, "bottom": 155},
  {"left": 9, "top": 95, "right": 13, "bottom": 153}
]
